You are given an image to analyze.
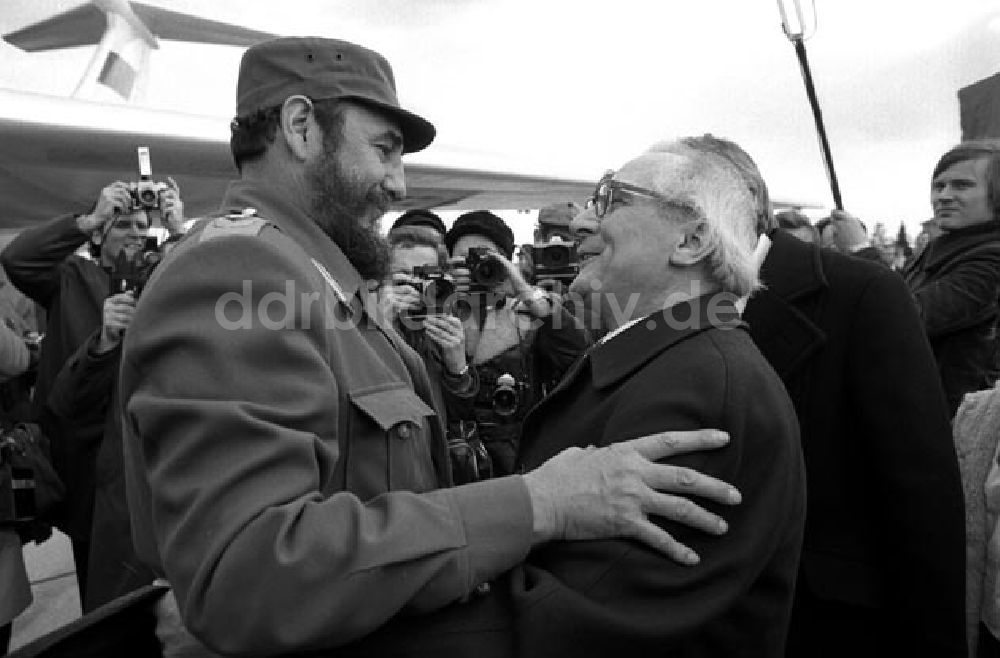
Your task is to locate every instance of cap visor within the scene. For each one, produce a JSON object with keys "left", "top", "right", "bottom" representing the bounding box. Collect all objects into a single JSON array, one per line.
[{"left": 350, "top": 98, "right": 436, "bottom": 154}]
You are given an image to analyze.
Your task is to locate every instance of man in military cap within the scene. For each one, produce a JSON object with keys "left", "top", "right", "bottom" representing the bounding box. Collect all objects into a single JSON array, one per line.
[{"left": 119, "top": 37, "right": 739, "bottom": 655}]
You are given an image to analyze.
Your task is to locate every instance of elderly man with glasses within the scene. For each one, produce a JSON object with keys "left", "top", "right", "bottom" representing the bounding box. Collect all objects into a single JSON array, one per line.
[{"left": 339, "top": 139, "right": 806, "bottom": 658}]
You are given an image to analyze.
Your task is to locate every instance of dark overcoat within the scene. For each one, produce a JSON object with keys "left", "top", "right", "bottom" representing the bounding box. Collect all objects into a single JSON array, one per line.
[
  {"left": 743, "top": 229, "right": 967, "bottom": 657},
  {"left": 340, "top": 294, "right": 806, "bottom": 658},
  {"left": 903, "top": 221, "right": 1000, "bottom": 415}
]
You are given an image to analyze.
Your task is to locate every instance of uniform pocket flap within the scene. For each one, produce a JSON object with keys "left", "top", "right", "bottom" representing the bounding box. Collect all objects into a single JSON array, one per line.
[{"left": 349, "top": 385, "right": 434, "bottom": 432}]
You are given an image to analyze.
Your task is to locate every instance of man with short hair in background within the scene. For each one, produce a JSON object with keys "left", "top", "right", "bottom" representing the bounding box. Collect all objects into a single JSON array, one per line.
[{"left": 904, "top": 140, "right": 1000, "bottom": 416}]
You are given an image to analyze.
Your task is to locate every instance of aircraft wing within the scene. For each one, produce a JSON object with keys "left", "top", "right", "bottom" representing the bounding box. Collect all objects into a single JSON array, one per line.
[
  {"left": 3, "top": 3, "right": 110, "bottom": 51},
  {"left": 128, "top": 3, "right": 275, "bottom": 47},
  {"left": 4, "top": 1, "right": 274, "bottom": 51},
  {"left": 0, "top": 89, "right": 598, "bottom": 232},
  {"left": 0, "top": 88, "right": 818, "bottom": 232}
]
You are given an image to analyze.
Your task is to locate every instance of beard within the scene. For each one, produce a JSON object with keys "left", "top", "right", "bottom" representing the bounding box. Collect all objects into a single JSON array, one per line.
[{"left": 306, "top": 146, "right": 390, "bottom": 282}]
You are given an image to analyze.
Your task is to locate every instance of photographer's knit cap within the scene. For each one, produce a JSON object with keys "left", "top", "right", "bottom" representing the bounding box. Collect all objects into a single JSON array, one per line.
[
  {"left": 446, "top": 210, "right": 516, "bottom": 259},
  {"left": 391, "top": 209, "right": 447, "bottom": 236},
  {"left": 537, "top": 201, "right": 583, "bottom": 228},
  {"left": 237, "top": 36, "right": 436, "bottom": 154}
]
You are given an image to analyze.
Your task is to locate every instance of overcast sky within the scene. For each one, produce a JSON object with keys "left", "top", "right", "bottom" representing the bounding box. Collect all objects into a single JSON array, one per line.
[{"left": 4, "top": 0, "right": 1000, "bottom": 240}]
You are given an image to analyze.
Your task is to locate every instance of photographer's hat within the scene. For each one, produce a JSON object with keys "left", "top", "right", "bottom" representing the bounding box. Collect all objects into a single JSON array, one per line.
[
  {"left": 391, "top": 209, "right": 446, "bottom": 236},
  {"left": 446, "top": 210, "right": 515, "bottom": 259},
  {"left": 537, "top": 201, "right": 583, "bottom": 229},
  {"left": 237, "top": 36, "right": 436, "bottom": 154}
]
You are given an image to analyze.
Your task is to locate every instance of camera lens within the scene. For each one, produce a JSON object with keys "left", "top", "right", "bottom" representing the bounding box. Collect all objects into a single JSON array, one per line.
[
  {"left": 450, "top": 295, "right": 474, "bottom": 321},
  {"left": 424, "top": 278, "right": 456, "bottom": 306},
  {"left": 473, "top": 259, "right": 505, "bottom": 287},
  {"left": 493, "top": 387, "right": 517, "bottom": 416},
  {"left": 548, "top": 247, "right": 568, "bottom": 266}
]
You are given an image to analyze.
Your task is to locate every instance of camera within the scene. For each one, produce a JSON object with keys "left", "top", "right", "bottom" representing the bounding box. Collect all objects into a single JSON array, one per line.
[
  {"left": 128, "top": 180, "right": 169, "bottom": 211},
  {"left": 0, "top": 449, "right": 36, "bottom": 524},
  {"left": 0, "top": 424, "right": 63, "bottom": 537},
  {"left": 492, "top": 373, "right": 521, "bottom": 417},
  {"left": 109, "top": 235, "right": 162, "bottom": 297},
  {"left": 0, "top": 427, "right": 40, "bottom": 524},
  {"left": 447, "top": 421, "right": 493, "bottom": 485},
  {"left": 465, "top": 247, "right": 507, "bottom": 291},
  {"left": 523, "top": 239, "right": 579, "bottom": 289},
  {"left": 127, "top": 146, "right": 168, "bottom": 211},
  {"left": 401, "top": 265, "right": 459, "bottom": 322}
]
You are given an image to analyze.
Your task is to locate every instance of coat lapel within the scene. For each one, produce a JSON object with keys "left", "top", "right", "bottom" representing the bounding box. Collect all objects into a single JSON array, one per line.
[
  {"left": 744, "top": 230, "right": 828, "bottom": 381},
  {"left": 589, "top": 295, "right": 742, "bottom": 390}
]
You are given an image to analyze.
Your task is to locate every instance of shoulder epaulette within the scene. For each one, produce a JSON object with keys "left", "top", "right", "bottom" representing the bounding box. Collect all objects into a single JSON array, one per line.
[{"left": 199, "top": 208, "right": 269, "bottom": 242}]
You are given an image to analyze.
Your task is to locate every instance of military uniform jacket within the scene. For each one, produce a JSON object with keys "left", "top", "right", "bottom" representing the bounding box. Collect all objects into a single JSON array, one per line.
[{"left": 119, "top": 179, "right": 533, "bottom": 656}]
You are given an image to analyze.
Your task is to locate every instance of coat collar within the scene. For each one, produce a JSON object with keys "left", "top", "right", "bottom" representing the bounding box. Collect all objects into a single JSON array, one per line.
[
  {"left": 589, "top": 294, "right": 744, "bottom": 390},
  {"left": 908, "top": 221, "right": 1000, "bottom": 273},
  {"left": 743, "top": 230, "right": 828, "bottom": 380},
  {"left": 219, "top": 179, "right": 364, "bottom": 302},
  {"left": 759, "top": 229, "right": 828, "bottom": 302}
]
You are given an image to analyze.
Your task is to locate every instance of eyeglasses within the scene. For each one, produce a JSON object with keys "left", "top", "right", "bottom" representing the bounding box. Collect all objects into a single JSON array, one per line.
[{"left": 586, "top": 170, "right": 688, "bottom": 219}]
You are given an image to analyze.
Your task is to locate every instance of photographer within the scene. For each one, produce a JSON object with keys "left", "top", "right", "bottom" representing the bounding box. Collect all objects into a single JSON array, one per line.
[
  {"left": 388, "top": 208, "right": 447, "bottom": 240},
  {"left": 445, "top": 211, "right": 590, "bottom": 476},
  {"left": 380, "top": 226, "right": 492, "bottom": 483},
  {"left": 517, "top": 202, "right": 581, "bottom": 287},
  {"left": 380, "top": 226, "right": 478, "bottom": 402},
  {"left": 534, "top": 201, "right": 580, "bottom": 244},
  {"left": 0, "top": 177, "right": 183, "bottom": 604}
]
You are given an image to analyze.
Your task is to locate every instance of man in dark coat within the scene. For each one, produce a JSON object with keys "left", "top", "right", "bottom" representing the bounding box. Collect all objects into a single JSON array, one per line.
[
  {"left": 904, "top": 141, "right": 1000, "bottom": 416},
  {"left": 47, "top": 286, "right": 158, "bottom": 612},
  {"left": 698, "top": 135, "right": 967, "bottom": 657},
  {"left": 507, "top": 141, "right": 805, "bottom": 658}
]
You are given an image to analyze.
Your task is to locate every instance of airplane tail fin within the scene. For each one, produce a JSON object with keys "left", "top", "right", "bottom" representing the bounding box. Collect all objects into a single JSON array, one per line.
[{"left": 2, "top": 1, "right": 274, "bottom": 103}]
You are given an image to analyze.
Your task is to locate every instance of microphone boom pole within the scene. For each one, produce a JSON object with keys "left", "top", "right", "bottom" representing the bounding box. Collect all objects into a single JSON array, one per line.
[{"left": 779, "top": 0, "right": 843, "bottom": 210}]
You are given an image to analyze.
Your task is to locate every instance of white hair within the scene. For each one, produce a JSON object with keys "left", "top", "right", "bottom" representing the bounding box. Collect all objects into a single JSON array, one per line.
[{"left": 641, "top": 140, "right": 761, "bottom": 297}]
